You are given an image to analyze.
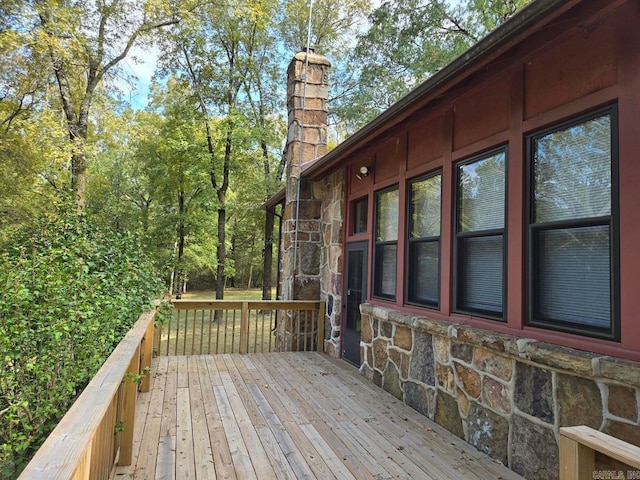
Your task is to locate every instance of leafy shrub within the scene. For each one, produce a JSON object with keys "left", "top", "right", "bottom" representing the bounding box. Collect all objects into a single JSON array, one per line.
[{"left": 0, "top": 210, "right": 163, "bottom": 478}]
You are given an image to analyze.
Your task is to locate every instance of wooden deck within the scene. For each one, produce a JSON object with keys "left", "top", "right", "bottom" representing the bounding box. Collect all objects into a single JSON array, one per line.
[{"left": 113, "top": 352, "right": 524, "bottom": 480}]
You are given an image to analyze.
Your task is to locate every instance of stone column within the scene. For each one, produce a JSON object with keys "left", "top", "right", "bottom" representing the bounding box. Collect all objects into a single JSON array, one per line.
[{"left": 278, "top": 48, "right": 330, "bottom": 350}]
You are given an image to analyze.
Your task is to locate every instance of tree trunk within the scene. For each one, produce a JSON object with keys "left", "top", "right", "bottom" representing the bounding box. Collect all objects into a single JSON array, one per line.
[
  {"left": 175, "top": 191, "right": 186, "bottom": 299},
  {"left": 214, "top": 125, "right": 232, "bottom": 300},
  {"left": 71, "top": 150, "right": 87, "bottom": 212},
  {"left": 216, "top": 205, "right": 225, "bottom": 300},
  {"left": 262, "top": 208, "right": 275, "bottom": 300}
]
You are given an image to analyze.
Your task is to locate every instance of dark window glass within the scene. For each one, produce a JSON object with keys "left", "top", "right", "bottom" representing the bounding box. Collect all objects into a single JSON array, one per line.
[
  {"left": 353, "top": 197, "right": 368, "bottom": 234},
  {"left": 529, "top": 109, "right": 617, "bottom": 337},
  {"left": 459, "top": 235, "right": 504, "bottom": 313},
  {"left": 407, "top": 172, "right": 441, "bottom": 306},
  {"left": 376, "top": 244, "right": 397, "bottom": 298},
  {"left": 533, "top": 115, "right": 611, "bottom": 223},
  {"left": 455, "top": 149, "right": 506, "bottom": 318},
  {"left": 458, "top": 154, "right": 505, "bottom": 232},
  {"left": 374, "top": 187, "right": 399, "bottom": 299},
  {"left": 534, "top": 226, "right": 610, "bottom": 328},
  {"left": 408, "top": 241, "right": 439, "bottom": 305},
  {"left": 376, "top": 189, "right": 399, "bottom": 242}
]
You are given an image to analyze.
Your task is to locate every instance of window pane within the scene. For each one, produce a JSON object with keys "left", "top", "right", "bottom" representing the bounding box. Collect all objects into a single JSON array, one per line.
[
  {"left": 459, "top": 235, "right": 503, "bottom": 314},
  {"left": 376, "top": 244, "right": 397, "bottom": 298},
  {"left": 353, "top": 197, "right": 368, "bottom": 234},
  {"left": 376, "top": 189, "right": 399, "bottom": 242},
  {"left": 346, "top": 250, "right": 364, "bottom": 331},
  {"left": 409, "top": 241, "right": 439, "bottom": 305},
  {"left": 411, "top": 174, "right": 441, "bottom": 238},
  {"left": 459, "top": 152, "right": 506, "bottom": 232},
  {"left": 534, "top": 225, "right": 611, "bottom": 329},
  {"left": 533, "top": 114, "right": 611, "bottom": 223}
]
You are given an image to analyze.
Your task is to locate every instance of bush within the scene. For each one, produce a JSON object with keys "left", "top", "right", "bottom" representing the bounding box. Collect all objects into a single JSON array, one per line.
[{"left": 0, "top": 211, "right": 163, "bottom": 478}]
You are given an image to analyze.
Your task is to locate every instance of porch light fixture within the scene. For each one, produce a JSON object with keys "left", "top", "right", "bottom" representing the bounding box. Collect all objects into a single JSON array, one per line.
[{"left": 356, "top": 165, "right": 371, "bottom": 180}]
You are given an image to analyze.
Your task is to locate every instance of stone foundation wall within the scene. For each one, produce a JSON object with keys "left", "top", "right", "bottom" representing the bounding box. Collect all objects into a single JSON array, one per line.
[
  {"left": 360, "top": 304, "right": 640, "bottom": 479},
  {"left": 313, "top": 171, "right": 344, "bottom": 358}
]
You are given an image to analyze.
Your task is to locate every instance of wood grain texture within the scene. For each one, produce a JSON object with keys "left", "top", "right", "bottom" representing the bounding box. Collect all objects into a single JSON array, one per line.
[
  {"left": 113, "top": 352, "right": 524, "bottom": 480},
  {"left": 560, "top": 425, "right": 640, "bottom": 480}
]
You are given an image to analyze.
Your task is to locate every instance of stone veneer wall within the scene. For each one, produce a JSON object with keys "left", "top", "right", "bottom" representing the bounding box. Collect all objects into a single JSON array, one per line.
[
  {"left": 360, "top": 303, "right": 640, "bottom": 480},
  {"left": 280, "top": 178, "right": 322, "bottom": 301},
  {"left": 312, "top": 171, "right": 344, "bottom": 358},
  {"left": 276, "top": 177, "right": 323, "bottom": 351}
]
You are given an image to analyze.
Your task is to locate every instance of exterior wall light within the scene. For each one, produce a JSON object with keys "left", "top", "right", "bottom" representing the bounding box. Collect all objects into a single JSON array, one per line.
[{"left": 356, "top": 166, "right": 371, "bottom": 180}]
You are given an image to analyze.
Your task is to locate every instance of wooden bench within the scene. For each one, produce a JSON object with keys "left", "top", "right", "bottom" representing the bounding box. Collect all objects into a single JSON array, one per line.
[{"left": 560, "top": 425, "right": 640, "bottom": 480}]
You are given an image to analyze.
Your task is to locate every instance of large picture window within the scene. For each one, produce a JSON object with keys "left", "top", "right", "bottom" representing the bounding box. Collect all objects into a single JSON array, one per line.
[
  {"left": 455, "top": 149, "right": 506, "bottom": 318},
  {"left": 528, "top": 107, "right": 618, "bottom": 338},
  {"left": 407, "top": 172, "right": 441, "bottom": 307},
  {"left": 374, "top": 186, "right": 399, "bottom": 299}
]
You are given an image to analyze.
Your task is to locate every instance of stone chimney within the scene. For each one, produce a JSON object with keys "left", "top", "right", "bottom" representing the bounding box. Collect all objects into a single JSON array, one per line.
[
  {"left": 278, "top": 48, "right": 330, "bottom": 350},
  {"left": 280, "top": 48, "right": 331, "bottom": 301},
  {"left": 285, "top": 47, "right": 331, "bottom": 167}
]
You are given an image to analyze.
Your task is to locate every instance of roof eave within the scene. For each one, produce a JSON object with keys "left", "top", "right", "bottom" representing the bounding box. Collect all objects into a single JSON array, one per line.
[{"left": 302, "top": 0, "right": 577, "bottom": 180}]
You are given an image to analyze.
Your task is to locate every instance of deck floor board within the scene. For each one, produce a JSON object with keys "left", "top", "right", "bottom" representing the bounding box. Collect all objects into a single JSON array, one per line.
[{"left": 113, "top": 352, "right": 524, "bottom": 480}]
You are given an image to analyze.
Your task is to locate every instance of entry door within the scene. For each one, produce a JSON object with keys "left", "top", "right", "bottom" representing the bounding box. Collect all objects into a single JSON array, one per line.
[{"left": 343, "top": 241, "right": 368, "bottom": 365}]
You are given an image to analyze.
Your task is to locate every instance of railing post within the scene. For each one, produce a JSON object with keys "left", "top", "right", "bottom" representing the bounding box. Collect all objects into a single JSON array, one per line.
[
  {"left": 141, "top": 315, "right": 154, "bottom": 392},
  {"left": 240, "top": 302, "right": 249, "bottom": 354},
  {"left": 118, "top": 345, "right": 140, "bottom": 466},
  {"left": 559, "top": 431, "right": 594, "bottom": 480},
  {"left": 74, "top": 438, "right": 92, "bottom": 480},
  {"left": 317, "top": 301, "right": 325, "bottom": 353}
]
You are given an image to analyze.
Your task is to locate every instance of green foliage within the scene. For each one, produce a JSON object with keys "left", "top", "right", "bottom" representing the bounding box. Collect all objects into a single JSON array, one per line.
[
  {"left": 333, "top": 0, "right": 531, "bottom": 131},
  {"left": 278, "top": 0, "right": 372, "bottom": 57},
  {"left": 0, "top": 205, "right": 163, "bottom": 478}
]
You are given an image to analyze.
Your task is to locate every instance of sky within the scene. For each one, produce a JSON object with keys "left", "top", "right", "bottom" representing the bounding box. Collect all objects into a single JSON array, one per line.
[{"left": 119, "top": 45, "right": 160, "bottom": 110}]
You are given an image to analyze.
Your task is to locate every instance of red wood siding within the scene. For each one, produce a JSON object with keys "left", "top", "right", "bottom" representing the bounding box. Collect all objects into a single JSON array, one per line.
[
  {"left": 407, "top": 114, "right": 445, "bottom": 172},
  {"left": 524, "top": 16, "right": 618, "bottom": 120},
  {"left": 615, "top": 2, "right": 640, "bottom": 355},
  {"left": 374, "top": 136, "right": 406, "bottom": 184},
  {"left": 342, "top": 0, "right": 640, "bottom": 360},
  {"left": 453, "top": 75, "right": 511, "bottom": 151}
]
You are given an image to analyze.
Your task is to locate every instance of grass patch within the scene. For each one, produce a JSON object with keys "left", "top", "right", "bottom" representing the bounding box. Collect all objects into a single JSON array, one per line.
[
  {"left": 156, "top": 293, "right": 321, "bottom": 356},
  {"left": 180, "top": 288, "right": 271, "bottom": 301},
  {"left": 157, "top": 305, "right": 278, "bottom": 355}
]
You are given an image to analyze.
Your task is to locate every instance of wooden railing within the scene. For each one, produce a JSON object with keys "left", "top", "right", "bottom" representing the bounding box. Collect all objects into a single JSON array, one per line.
[
  {"left": 16, "top": 300, "right": 324, "bottom": 479},
  {"left": 18, "top": 309, "right": 156, "bottom": 480},
  {"left": 158, "top": 300, "right": 325, "bottom": 355},
  {"left": 560, "top": 425, "right": 640, "bottom": 479}
]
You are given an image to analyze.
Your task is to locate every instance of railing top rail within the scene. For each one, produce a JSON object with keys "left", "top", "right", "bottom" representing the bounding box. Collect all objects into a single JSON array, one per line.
[
  {"left": 18, "top": 309, "right": 156, "bottom": 479},
  {"left": 560, "top": 425, "right": 640, "bottom": 470},
  {"left": 170, "top": 299, "right": 322, "bottom": 310}
]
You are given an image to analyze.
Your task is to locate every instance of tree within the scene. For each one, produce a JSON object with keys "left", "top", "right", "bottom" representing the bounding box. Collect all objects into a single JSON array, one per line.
[
  {"left": 156, "top": 0, "right": 282, "bottom": 299},
  {"left": 240, "top": 5, "right": 286, "bottom": 299},
  {"left": 0, "top": 107, "right": 70, "bottom": 240},
  {"left": 278, "top": 0, "right": 371, "bottom": 55},
  {"left": 333, "top": 0, "right": 530, "bottom": 132},
  {"left": 2, "top": 0, "right": 184, "bottom": 211},
  {"left": 140, "top": 79, "right": 212, "bottom": 297},
  {"left": 0, "top": 5, "right": 70, "bottom": 235}
]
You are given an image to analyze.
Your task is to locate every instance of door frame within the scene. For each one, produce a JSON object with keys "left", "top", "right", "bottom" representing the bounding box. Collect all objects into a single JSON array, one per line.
[{"left": 342, "top": 240, "right": 369, "bottom": 365}]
